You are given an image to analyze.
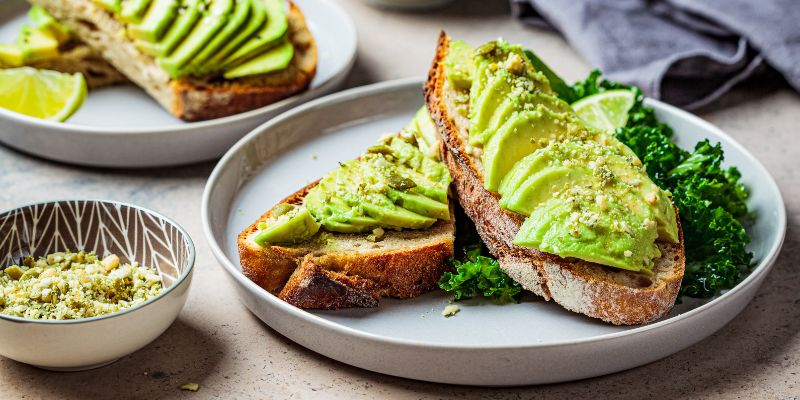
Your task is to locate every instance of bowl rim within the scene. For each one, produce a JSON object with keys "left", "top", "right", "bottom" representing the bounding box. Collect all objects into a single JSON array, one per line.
[
  {"left": 201, "top": 78, "right": 787, "bottom": 350},
  {"left": 0, "top": 199, "right": 196, "bottom": 325}
]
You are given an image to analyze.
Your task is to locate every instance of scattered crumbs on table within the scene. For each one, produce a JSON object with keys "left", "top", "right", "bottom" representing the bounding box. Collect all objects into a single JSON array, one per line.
[
  {"left": 442, "top": 304, "right": 460, "bottom": 318},
  {"left": 180, "top": 383, "right": 200, "bottom": 392},
  {"left": 311, "top": 153, "right": 318, "bottom": 160}
]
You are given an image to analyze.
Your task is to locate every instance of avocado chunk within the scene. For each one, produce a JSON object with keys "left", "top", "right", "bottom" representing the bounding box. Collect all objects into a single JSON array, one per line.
[
  {"left": 0, "top": 44, "right": 23, "bottom": 67},
  {"left": 409, "top": 106, "right": 439, "bottom": 155},
  {"left": 17, "top": 25, "right": 59, "bottom": 63},
  {"left": 254, "top": 204, "right": 320, "bottom": 245},
  {"left": 223, "top": 39, "right": 293, "bottom": 79},
  {"left": 136, "top": 0, "right": 201, "bottom": 57},
  {"left": 28, "top": 6, "right": 70, "bottom": 43},
  {"left": 444, "top": 40, "right": 473, "bottom": 90},
  {"left": 387, "top": 189, "right": 449, "bottom": 220},
  {"left": 200, "top": 0, "right": 266, "bottom": 75},
  {"left": 128, "top": 0, "right": 180, "bottom": 42},
  {"left": 221, "top": 0, "right": 288, "bottom": 70},
  {"left": 94, "top": 0, "right": 123, "bottom": 13},
  {"left": 120, "top": 0, "right": 153, "bottom": 23},
  {"left": 159, "top": 0, "right": 233, "bottom": 78},
  {"left": 185, "top": 0, "right": 251, "bottom": 74}
]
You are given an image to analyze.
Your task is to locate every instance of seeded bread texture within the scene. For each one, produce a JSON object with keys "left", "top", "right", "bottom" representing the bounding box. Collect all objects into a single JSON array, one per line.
[
  {"left": 29, "top": 0, "right": 317, "bottom": 121},
  {"left": 424, "top": 32, "right": 685, "bottom": 325},
  {"left": 238, "top": 182, "right": 455, "bottom": 309}
]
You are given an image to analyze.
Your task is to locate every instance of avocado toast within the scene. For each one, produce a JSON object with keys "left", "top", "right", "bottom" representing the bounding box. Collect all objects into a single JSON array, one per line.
[
  {"left": 425, "top": 33, "right": 686, "bottom": 325},
  {"left": 238, "top": 114, "right": 456, "bottom": 309},
  {"left": 28, "top": 0, "right": 316, "bottom": 121}
]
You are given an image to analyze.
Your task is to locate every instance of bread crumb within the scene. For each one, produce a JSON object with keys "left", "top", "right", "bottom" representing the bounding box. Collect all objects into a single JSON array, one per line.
[
  {"left": 442, "top": 304, "right": 460, "bottom": 317},
  {"left": 180, "top": 383, "right": 200, "bottom": 392}
]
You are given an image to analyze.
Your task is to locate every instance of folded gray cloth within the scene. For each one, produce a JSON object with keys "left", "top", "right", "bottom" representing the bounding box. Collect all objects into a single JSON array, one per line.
[{"left": 511, "top": 0, "right": 800, "bottom": 109}]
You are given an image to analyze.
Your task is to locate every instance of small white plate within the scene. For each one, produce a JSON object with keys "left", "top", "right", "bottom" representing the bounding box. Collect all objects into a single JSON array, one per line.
[
  {"left": 0, "top": 0, "right": 356, "bottom": 168},
  {"left": 202, "top": 79, "right": 786, "bottom": 386}
]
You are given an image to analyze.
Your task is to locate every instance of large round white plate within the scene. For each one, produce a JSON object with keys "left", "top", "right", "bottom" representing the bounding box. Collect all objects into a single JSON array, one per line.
[
  {"left": 201, "top": 79, "right": 786, "bottom": 386},
  {"left": 0, "top": 0, "right": 356, "bottom": 168}
]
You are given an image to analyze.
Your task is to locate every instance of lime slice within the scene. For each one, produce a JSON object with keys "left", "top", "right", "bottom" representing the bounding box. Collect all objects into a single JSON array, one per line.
[
  {"left": 0, "top": 67, "right": 87, "bottom": 121},
  {"left": 571, "top": 89, "right": 636, "bottom": 131}
]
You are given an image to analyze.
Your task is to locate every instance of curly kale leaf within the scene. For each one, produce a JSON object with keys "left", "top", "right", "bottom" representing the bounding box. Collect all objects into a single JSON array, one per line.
[
  {"left": 671, "top": 189, "right": 752, "bottom": 297},
  {"left": 439, "top": 244, "right": 522, "bottom": 303}
]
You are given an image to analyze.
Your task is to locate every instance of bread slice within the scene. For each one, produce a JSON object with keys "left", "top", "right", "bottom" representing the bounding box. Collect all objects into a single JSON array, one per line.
[
  {"left": 238, "top": 182, "right": 455, "bottom": 309},
  {"left": 423, "top": 32, "right": 685, "bottom": 325},
  {"left": 27, "top": 41, "right": 128, "bottom": 88},
  {"left": 30, "top": 0, "right": 317, "bottom": 121}
]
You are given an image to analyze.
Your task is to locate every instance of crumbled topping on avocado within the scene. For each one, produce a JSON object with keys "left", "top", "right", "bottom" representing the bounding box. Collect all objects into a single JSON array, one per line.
[{"left": 0, "top": 251, "right": 162, "bottom": 320}]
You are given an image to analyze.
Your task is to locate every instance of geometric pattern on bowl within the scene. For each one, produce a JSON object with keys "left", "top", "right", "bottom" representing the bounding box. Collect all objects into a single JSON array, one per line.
[{"left": 0, "top": 200, "right": 190, "bottom": 288}]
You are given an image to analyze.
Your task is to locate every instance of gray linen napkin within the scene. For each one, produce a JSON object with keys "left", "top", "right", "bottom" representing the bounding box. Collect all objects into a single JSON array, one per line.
[{"left": 511, "top": 0, "right": 800, "bottom": 109}]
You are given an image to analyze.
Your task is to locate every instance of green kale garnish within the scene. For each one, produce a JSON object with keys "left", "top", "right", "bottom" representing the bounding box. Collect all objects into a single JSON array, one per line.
[
  {"left": 439, "top": 244, "right": 523, "bottom": 303},
  {"left": 565, "top": 70, "right": 754, "bottom": 298}
]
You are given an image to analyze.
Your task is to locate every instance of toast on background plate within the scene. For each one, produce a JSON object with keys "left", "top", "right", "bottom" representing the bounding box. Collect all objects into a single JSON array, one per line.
[
  {"left": 424, "top": 32, "right": 686, "bottom": 325},
  {"left": 30, "top": 0, "right": 317, "bottom": 121}
]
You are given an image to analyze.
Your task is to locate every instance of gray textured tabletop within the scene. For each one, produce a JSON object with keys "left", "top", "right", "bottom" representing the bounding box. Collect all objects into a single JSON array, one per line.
[{"left": 1, "top": 1, "right": 798, "bottom": 399}]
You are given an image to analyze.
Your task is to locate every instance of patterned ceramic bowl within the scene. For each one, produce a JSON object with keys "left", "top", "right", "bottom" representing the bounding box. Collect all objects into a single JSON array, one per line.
[{"left": 0, "top": 200, "right": 195, "bottom": 371}]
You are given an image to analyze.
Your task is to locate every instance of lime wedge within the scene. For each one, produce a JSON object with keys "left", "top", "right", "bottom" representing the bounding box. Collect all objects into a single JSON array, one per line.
[
  {"left": 0, "top": 67, "right": 87, "bottom": 121},
  {"left": 571, "top": 89, "right": 636, "bottom": 131}
]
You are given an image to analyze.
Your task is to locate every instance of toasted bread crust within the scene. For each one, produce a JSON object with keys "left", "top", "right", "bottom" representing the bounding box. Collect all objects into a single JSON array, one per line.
[
  {"left": 238, "top": 182, "right": 455, "bottom": 309},
  {"left": 33, "top": 0, "right": 316, "bottom": 121},
  {"left": 424, "top": 32, "right": 685, "bottom": 325}
]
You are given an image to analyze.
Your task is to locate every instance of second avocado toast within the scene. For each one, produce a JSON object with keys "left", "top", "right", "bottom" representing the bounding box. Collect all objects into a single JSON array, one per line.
[
  {"left": 238, "top": 110, "right": 456, "bottom": 309},
  {"left": 27, "top": 0, "right": 317, "bottom": 121}
]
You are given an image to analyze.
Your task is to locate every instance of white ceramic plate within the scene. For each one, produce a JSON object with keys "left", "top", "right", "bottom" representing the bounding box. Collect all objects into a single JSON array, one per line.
[
  {"left": 201, "top": 79, "right": 786, "bottom": 386},
  {"left": 0, "top": 0, "right": 356, "bottom": 168}
]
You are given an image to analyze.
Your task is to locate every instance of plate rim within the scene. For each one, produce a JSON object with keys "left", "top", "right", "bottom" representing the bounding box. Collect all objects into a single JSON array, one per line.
[
  {"left": 201, "top": 77, "right": 787, "bottom": 351},
  {"left": 0, "top": 0, "right": 357, "bottom": 135}
]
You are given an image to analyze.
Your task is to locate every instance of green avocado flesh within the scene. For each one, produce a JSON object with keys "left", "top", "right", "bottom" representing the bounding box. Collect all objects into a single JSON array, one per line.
[
  {"left": 254, "top": 132, "right": 451, "bottom": 245},
  {"left": 95, "top": 0, "right": 294, "bottom": 79},
  {"left": 445, "top": 39, "right": 679, "bottom": 274},
  {"left": 254, "top": 204, "right": 320, "bottom": 245},
  {"left": 0, "top": 8, "right": 70, "bottom": 67}
]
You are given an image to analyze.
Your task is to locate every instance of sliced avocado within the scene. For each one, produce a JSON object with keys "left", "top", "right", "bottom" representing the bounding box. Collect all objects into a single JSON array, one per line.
[
  {"left": 221, "top": 0, "right": 288, "bottom": 70},
  {"left": 120, "top": 0, "right": 153, "bottom": 23},
  {"left": 128, "top": 0, "right": 180, "bottom": 42},
  {"left": 387, "top": 189, "right": 449, "bottom": 220},
  {"left": 184, "top": 0, "right": 251, "bottom": 74},
  {"left": 200, "top": 0, "right": 266, "bottom": 75},
  {"left": 361, "top": 201, "right": 436, "bottom": 230},
  {"left": 481, "top": 109, "right": 562, "bottom": 191},
  {"left": 254, "top": 205, "right": 320, "bottom": 245},
  {"left": 94, "top": 0, "right": 123, "bottom": 13},
  {"left": 17, "top": 25, "right": 59, "bottom": 63},
  {"left": 513, "top": 198, "right": 659, "bottom": 274},
  {"left": 0, "top": 44, "right": 23, "bottom": 67},
  {"left": 412, "top": 106, "right": 439, "bottom": 150},
  {"left": 502, "top": 167, "right": 594, "bottom": 216},
  {"left": 137, "top": 0, "right": 201, "bottom": 57},
  {"left": 28, "top": 6, "right": 70, "bottom": 43},
  {"left": 469, "top": 71, "right": 512, "bottom": 146},
  {"left": 159, "top": 0, "right": 234, "bottom": 77},
  {"left": 223, "top": 39, "right": 293, "bottom": 79},
  {"left": 497, "top": 148, "right": 554, "bottom": 199}
]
